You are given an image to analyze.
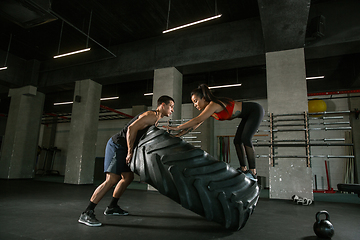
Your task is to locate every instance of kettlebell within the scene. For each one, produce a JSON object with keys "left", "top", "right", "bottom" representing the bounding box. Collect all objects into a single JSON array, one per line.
[{"left": 313, "top": 210, "right": 335, "bottom": 239}]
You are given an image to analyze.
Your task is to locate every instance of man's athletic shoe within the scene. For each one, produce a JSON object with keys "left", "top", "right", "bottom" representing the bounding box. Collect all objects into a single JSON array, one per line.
[
  {"left": 78, "top": 210, "right": 102, "bottom": 227},
  {"left": 104, "top": 205, "right": 129, "bottom": 216}
]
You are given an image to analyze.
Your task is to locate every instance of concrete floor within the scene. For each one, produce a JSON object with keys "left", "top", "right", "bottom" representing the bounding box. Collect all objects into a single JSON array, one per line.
[{"left": 0, "top": 179, "right": 359, "bottom": 240}]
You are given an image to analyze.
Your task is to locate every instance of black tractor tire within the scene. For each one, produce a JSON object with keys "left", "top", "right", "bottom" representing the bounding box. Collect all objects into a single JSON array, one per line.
[{"left": 129, "top": 126, "right": 260, "bottom": 231}]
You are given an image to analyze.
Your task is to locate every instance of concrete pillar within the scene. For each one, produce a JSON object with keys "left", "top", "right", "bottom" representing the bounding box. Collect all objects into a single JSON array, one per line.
[
  {"left": 64, "top": 79, "right": 102, "bottom": 184},
  {"left": 266, "top": 48, "right": 313, "bottom": 200},
  {"left": 152, "top": 67, "right": 182, "bottom": 120},
  {"left": 0, "top": 86, "right": 45, "bottom": 179},
  {"left": 147, "top": 67, "right": 182, "bottom": 191},
  {"left": 267, "top": 49, "right": 308, "bottom": 114},
  {"left": 348, "top": 93, "right": 360, "bottom": 183}
]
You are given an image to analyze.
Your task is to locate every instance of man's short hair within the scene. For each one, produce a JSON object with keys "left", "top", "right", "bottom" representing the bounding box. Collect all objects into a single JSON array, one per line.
[{"left": 157, "top": 95, "right": 175, "bottom": 106}]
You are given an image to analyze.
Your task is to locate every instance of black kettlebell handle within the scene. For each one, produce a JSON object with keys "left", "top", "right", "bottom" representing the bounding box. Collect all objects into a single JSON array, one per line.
[{"left": 316, "top": 210, "right": 330, "bottom": 222}]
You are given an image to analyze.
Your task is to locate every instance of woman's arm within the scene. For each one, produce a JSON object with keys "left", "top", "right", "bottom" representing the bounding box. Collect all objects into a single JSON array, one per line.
[
  {"left": 164, "top": 101, "right": 219, "bottom": 131},
  {"left": 174, "top": 122, "right": 203, "bottom": 137}
]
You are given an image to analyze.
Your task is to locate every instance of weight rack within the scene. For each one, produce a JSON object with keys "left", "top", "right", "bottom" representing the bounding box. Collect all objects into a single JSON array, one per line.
[{"left": 253, "top": 110, "right": 355, "bottom": 192}]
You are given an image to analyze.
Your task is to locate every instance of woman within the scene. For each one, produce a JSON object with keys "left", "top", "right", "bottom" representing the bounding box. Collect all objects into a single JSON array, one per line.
[{"left": 164, "top": 84, "right": 264, "bottom": 181}]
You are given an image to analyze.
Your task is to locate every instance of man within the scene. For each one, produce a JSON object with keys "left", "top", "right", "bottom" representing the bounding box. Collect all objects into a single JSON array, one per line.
[{"left": 79, "top": 95, "right": 175, "bottom": 227}]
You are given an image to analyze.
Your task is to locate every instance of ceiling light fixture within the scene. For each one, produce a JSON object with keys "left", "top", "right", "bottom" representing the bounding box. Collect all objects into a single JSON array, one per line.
[
  {"left": 54, "top": 101, "right": 73, "bottom": 106},
  {"left": 100, "top": 96, "right": 119, "bottom": 101},
  {"left": 163, "top": 0, "right": 221, "bottom": 34},
  {"left": 143, "top": 83, "right": 242, "bottom": 96},
  {"left": 53, "top": 11, "right": 93, "bottom": 59},
  {"left": 1, "top": 33, "right": 12, "bottom": 71},
  {"left": 53, "top": 48, "right": 91, "bottom": 59},
  {"left": 306, "top": 76, "right": 325, "bottom": 80},
  {"left": 209, "top": 83, "right": 242, "bottom": 89},
  {"left": 47, "top": 9, "right": 116, "bottom": 57},
  {"left": 54, "top": 96, "right": 119, "bottom": 105},
  {"left": 163, "top": 14, "right": 222, "bottom": 34}
]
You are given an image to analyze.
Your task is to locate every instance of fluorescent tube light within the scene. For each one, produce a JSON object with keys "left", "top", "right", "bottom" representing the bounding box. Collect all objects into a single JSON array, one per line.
[
  {"left": 209, "top": 83, "right": 242, "bottom": 89},
  {"left": 0, "top": 66, "right": 7, "bottom": 71},
  {"left": 100, "top": 96, "right": 119, "bottom": 101},
  {"left": 54, "top": 101, "right": 73, "bottom": 106},
  {"left": 143, "top": 83, "right": 242, "bottom": 96},
  {"left": 53, "top": 48, "right": 91, "bottom": 59},
  {"left": 54, "top": 96, "right": 119, "bottom": 105},
  {"left": 306, "top": 76, "right": 325, "bottom": 80},
  {"left": 163, "top": 14, "right": 222, "bottom": 34}
]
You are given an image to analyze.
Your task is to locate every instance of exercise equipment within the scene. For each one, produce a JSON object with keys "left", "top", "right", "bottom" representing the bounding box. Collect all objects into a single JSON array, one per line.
[
  {"left": 291, "top": 195, "right": 312, "bottom": 205},
  {"left": 256, "top": 111, "right": 353, "bottom": 170},
  {"left": 337, "top": 183, "right": 360, "bottom": 197},
  {"left": 130, "top": 126, "right": 259, "bottom": 230},
  {"left": 314, "top": 161, "right": 336, "bottom": 194},
  {"left": 308, "top": 99, "right": 327, "bottom": 116},
  {"left": 36, "top": 147, "right": 61, "bottom": 175},
  {"left": 313, "top": 210, "right": 334, "bottom": 239}
]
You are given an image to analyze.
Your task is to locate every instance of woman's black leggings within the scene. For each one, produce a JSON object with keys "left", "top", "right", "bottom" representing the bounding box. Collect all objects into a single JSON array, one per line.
[{"left": 234, "top": 102, "right": 264, "bottom": 169}]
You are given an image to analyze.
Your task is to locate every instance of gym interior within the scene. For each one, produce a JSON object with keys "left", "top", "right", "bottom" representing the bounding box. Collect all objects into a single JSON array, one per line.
[{"left": 1, "top": 1, "right": 360, "bottom": 239}]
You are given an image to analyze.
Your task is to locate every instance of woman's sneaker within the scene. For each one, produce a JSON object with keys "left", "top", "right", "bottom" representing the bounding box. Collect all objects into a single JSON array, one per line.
[
  {"left": 104, "top": 205, "right": 129, "bottom": 216},
  {"left": 236, "top": 168, "right": 244, "bottom": 173},
  {"left": 244, "top": 170, "right": 258, "bottom": 182},
  {"left": 78, "top": 210, "right": 102, "bottom": 227}
]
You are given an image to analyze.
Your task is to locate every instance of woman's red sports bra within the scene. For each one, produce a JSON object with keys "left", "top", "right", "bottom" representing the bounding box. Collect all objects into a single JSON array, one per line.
[{"left": 211, "top": 100, "right": 235, "bottom": 121}]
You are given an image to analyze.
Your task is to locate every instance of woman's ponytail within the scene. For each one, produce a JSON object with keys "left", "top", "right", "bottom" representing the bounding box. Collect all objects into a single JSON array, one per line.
[
  {"left": 191, "top": 84, "right": 232, "bottom": 111},
  {"left": 199, "top": 84, "right": 213, "bottom": 102}
]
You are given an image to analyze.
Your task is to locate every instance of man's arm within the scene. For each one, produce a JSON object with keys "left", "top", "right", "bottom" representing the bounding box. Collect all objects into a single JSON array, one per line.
[
  {"left": 175, "top": 122, "right": 203, "bottom": 137},
  {"left": 126, "top": 112, "right": 157, "bottom": 164}
]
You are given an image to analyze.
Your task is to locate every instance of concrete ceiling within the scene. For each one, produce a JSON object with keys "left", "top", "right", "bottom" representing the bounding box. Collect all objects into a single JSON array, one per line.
[
  {"left": 0, "top": 0, "right": 360, "bottom": 115},
  {"left": 0, "top": 0, "right": 261, "bottom": 61}
]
